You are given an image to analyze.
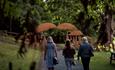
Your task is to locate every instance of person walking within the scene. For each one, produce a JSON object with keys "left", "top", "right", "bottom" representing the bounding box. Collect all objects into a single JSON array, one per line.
[
  {"left": 63, "top": 40, "right": 76, "bottom": 70},
  {"left": 78, "top": 36, "right": 94, "bottom": 70},
  {"left": 44, "top": 36, "right": 58, "bottom": 70}
]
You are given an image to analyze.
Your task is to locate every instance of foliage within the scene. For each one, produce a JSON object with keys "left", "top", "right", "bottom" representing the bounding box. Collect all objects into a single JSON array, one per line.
[
  {"left": 0, "top": 0, "right": 115, "bottom": 49},
  {"left": 90, "top": 52, "right": 115, "bottom": 70},
  {"left": 44, "top": 0, "right": 114, "bottom": 37},
  {"left": 0, "top": 43, "right": 40, "bottom": 70}
]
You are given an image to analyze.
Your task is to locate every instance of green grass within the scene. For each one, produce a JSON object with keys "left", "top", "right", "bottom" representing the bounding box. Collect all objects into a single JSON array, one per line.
[
  {"left": 90, "top": 52, "right": 115, "bottom": 70},
  {"left": 0, "top": 43, "right": 41, "bottom": 70}
]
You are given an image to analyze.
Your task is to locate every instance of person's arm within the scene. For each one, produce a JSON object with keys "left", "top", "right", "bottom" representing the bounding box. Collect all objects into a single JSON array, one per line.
[
  {"left": 44, "top": 46, "right": 47, "bottom": 60},
  {"left": 54, "top": 43, "right": 57, "bottom": 57},
  {"left": 89, "top": 44, "right": 94, "bottom": 52},
  {"left": 78, "top": 45, "right": 82, "bottom": 60},
  {"left": 72, "top": 48, "right": 76, "bottom": 55},
  {"left": 89, "top": 44, "right": 94, "bottom": 56},
  {"left": 62, "top": 48, "right": 65, "bottom": 56},
  {"left": 74, "top": 48, "right": 76, "bottom": 54},
  {"left": 91, "top": 45, "right": 94, "bottom": 51}
]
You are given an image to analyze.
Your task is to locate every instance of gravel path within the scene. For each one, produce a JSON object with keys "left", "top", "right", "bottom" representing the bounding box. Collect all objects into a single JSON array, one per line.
[{"left": 36, "top": 50, "right": 83, "bottom": 70}]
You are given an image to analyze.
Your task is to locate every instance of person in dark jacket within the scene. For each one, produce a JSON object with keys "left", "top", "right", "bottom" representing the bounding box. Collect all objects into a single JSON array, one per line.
[
  {"left": 63, "top": 40, "right": 76, "bottom": 70},
  {"left": 78, "top": 37, "right": 94, "bottom": 70}
]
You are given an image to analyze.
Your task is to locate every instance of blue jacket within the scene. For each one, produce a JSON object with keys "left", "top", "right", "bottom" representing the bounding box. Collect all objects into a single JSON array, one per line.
[{"left": 78, "top": 42, "right": 93, "bottom": 58}]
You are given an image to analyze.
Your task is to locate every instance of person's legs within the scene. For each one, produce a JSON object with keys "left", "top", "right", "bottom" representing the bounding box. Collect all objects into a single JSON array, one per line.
[
  {"left": 48, "top": 67, "right": 54, "bottom": 70},
  {"left": 86, "top": 57, "right": 90, "bottom": 70},
  {"left": 65, "top": 58, "right": 72, "bottom": 70},
  {"left": 48, "top": 68, "right": 51, "bottom": 70},
  {"left": 81, "top": 57, "right": 90, "bottom": 70},
  {"left": 81, "top": 57, "right": 86, "bottom": 70},
  {"left": 51, "top": 67, "right": 54, "bottom": 70}
]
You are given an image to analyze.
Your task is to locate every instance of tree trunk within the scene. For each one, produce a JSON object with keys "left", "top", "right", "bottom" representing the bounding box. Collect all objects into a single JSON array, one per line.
[
  {"left": 106, "top": 14, "right": 112, "bottom": 44},
  {"left": 97, "top": 4, "right": 113, "bottom": 47}
]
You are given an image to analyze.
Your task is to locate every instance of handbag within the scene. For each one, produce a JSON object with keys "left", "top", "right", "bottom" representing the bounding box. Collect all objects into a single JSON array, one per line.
[
  {"left": 53, "top": 57, "right": 58, "bottom": 65},
  {"left": 71, "top": 58, "right": 75, "bottom": 66},
  {"left": 71, "top": 60, "right": 75, "bottom": 66}
]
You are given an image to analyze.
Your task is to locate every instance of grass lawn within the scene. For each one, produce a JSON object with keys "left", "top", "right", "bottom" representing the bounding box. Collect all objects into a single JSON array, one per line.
[
  {"left": 0, "top": 42, "right": 41, "bottom": 70},
  {"left": 90, "top": 52, "right": 115, "bottom": 70}
]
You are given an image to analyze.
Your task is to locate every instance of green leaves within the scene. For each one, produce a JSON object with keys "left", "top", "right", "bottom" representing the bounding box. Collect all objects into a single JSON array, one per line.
[{"left": 1, "top": 0, "right": 115, "bottom": 37}]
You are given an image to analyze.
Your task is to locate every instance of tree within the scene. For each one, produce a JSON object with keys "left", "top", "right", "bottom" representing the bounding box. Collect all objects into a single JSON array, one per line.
[
  {"left": 0, "top": 0, "right": 115, "bottom": 52},
  {"left": 46, "top": 0, "right": 115, "bottom": 46},
  {"left": 96, "top": 0, "right": 115, "bottom": 46}
]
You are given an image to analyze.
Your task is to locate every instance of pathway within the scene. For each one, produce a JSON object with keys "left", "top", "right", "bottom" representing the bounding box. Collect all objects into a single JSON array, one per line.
[{"left": 36, "top": 50, "right": 83, "bottom": 70}]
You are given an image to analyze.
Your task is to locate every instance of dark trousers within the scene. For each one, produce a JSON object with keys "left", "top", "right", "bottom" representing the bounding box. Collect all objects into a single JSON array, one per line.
[{"left": 81, "top": 57, "right": 90, "bottom": 70}]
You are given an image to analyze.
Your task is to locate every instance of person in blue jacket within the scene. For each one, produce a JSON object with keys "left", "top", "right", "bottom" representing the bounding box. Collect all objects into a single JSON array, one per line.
[
  {"left": 78, "top": 36, "right": 94, "bottom": 70},
  {"left": 44, "top": 36, "right": 58, "bottom": 70}
]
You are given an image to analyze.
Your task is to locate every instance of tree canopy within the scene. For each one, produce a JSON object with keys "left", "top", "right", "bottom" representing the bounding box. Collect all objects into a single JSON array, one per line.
[{"left": 0, "top": 0, "right": 115, "bottom": 45}]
